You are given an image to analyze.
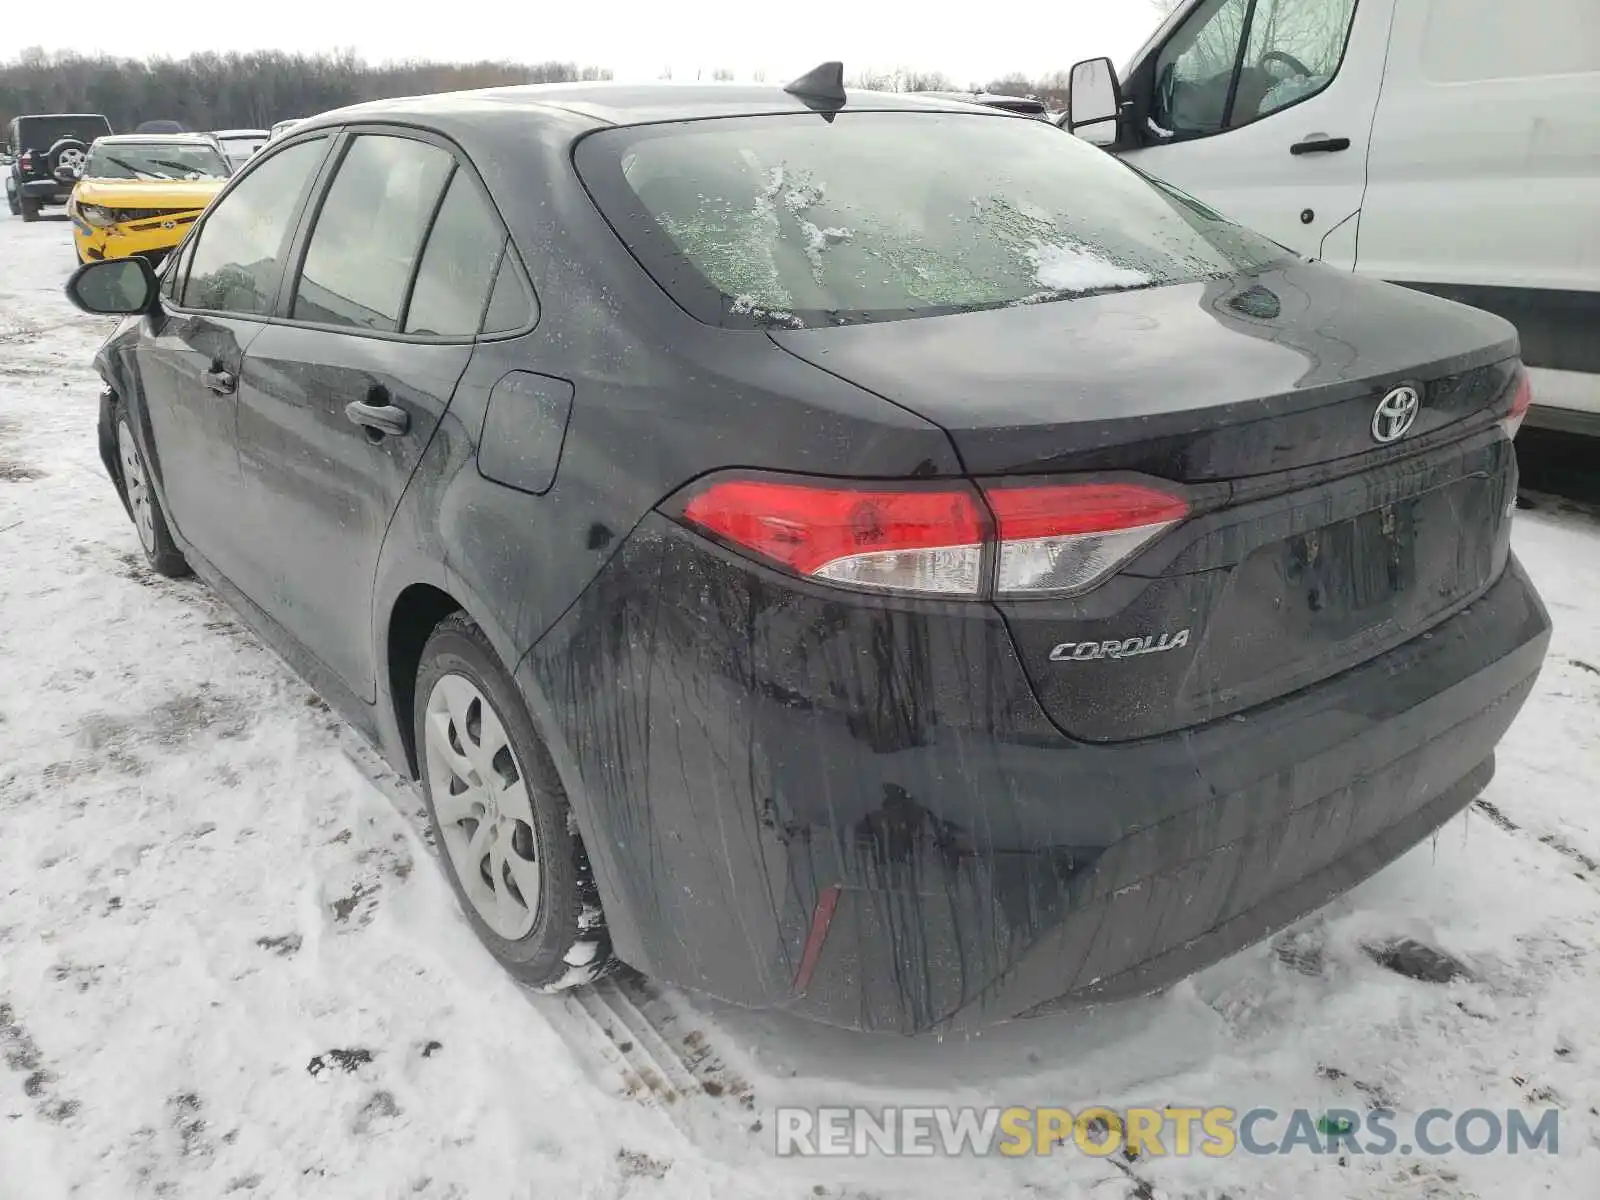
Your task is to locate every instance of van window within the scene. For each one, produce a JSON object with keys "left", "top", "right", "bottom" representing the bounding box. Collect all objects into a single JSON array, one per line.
[
  {"left": 1422, "top": 0, "right": 1599, "bottom": 81},
  {"left": 1152, "top": 0, "right": 1358, "bottom": 136},
  {"left": 1153, "top": 0, "right": 1251, "bottom": 137},
  {"left": 1239, "top": 0, "right": 1358, "bottom": 121}
]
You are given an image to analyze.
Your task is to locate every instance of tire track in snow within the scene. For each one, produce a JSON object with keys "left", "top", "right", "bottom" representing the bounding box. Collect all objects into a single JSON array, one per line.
[{"left": 338, "top": 735, "right": 762, "bottom": 1140}]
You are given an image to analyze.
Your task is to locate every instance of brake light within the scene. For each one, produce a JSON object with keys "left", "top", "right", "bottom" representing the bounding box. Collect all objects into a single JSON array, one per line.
[
  {"left": 677, "top": 476, "right": 1188, "bottom": 598},
  {"left": 19, "top": 150, "right": 34, "bottom": 169},
  {"left": 1501, "top": 369, "right": 1533, "bottom": 439},
  {"left": 681, "top": 480, "right": 985, "bottom": 595}
]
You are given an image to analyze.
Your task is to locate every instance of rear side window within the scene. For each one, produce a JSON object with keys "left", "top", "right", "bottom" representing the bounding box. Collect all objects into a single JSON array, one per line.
[
  {"left": 292, "top": 135, "right": 453, "bottom": 332},
  {"left": 481, "top": 250, "right": 536, "bottom": 333},
  {"left": 576, "top": 112, "right": 1289, "bottom": 328},
  {"left": 403, "top": 171, "right": 505, "bottom": 336},
  {"left": 183, "top": 137, "right": 330, "bottom": 316}
]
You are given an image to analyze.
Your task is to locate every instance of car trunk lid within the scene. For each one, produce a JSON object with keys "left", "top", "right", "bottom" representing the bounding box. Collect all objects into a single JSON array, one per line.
[{"left": 770, "top": 264, "right": 1523, "bottom": 741}]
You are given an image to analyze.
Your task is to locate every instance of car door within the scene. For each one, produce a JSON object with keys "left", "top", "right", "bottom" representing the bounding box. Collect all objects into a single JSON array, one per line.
[
  {"left": 233, "top": 130, "right": 507, "bottom": 701},
  {"left": 1117, "top": 0, "right": 1384, "bottom": 261},
  {"left": 131, "top": 135, "right": 332, "bottom": 579},
  {"left": 1355, "top": 0, "right": 1599, "bottom": 409}
]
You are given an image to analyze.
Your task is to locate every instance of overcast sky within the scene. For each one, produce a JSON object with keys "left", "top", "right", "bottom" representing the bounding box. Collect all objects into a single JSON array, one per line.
[{"left": 2, "top": 0, "right": 1164, "bottom": 87}]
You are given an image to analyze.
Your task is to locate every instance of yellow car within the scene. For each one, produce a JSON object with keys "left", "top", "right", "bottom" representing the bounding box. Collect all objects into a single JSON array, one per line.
[{"left": 68, "top": 134, "right": 231, "bottom": 267}]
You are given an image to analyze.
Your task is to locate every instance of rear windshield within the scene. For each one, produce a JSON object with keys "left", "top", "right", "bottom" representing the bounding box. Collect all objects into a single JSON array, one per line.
[
  {"left": 85, "top": 142, "right": 230, "bottom": 181},
  {"left": 15, "top": 116, "right": 113, "bottom": 152},
  {"left": 575, "top": 111, "right": 1291, "bottom": 328}
]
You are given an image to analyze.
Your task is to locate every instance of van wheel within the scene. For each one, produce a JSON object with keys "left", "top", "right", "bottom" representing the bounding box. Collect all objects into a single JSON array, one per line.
[
  {"left": 115, "top": 407, "right": 190, "bottom": 578},
  {"left": 414, "top": 613, "right": 617, "bottom": 991}
]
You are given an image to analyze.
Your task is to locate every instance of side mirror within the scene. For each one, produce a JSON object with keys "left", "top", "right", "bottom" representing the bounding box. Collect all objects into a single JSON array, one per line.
[
  {"left": 66, "top": 258, "right": 159, "bottom": 316},
  {"left": 1068, "top": 57, "right": 1125, "bottom": 148}
]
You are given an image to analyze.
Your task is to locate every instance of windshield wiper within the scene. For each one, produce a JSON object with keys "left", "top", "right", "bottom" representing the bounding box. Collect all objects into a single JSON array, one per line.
[
  {"left": 149, "top": 158, "right": 218, "bottom": 178},
  {"left": 102, "top": 155, "right": 161, "bottom": 180}
]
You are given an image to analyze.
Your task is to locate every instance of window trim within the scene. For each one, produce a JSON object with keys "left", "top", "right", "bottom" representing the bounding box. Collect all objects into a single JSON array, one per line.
[
  {"left": 276, "top": 123, "right": 535, "bottom": 346},
  {"left": 161, "top": 131, "right": 337, "bottom": 320},
  {"left": 1143, "top": 0, "right": 1362, "bottom": 145}
]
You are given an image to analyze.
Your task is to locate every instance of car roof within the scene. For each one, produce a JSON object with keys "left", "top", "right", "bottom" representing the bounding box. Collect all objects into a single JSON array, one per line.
[
  {"left": 93, "top": 133, "right": 221, "bottom": 146},
  {"left": 917, "top": 90, "right": 1047, "bottom": 113},
  {"left": 303, "top": 81, "right": 1018, "bottom": 135},
  {"left": 16, "top": 112, "right": 109, "bottom": 122},
  {"left": 212, "top": 129, "right": 269, "bottom": 138}
]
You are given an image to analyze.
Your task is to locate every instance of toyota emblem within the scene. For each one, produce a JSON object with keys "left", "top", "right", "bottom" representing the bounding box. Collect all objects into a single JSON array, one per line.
[{"left": 1371, "top": 386, "right": 1420, "bottom": 443}]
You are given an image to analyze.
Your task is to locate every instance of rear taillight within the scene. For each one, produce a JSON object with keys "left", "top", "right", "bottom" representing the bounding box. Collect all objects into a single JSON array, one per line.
[
  {"left": 676, "top": 475, "right": 1188, "bottom": 598},
  {"left": 1501, "top": 369, "right": 1533, "bottom": 439},
  {"left": 19, "top": 150, "right": 35, "bottom": 170},
  {"left": 985, "top": 483, "right": 1189, "bottom": 596},
  {"left": 681, "top": 480, "right": 985, "bottom": 595}
]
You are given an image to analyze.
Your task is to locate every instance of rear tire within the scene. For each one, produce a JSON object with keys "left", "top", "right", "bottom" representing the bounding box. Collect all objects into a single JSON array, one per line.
[
  {"left": 114, "top": 404, "right": 190, "bottom": 578},
  {"left": 20, "top": 195, "right": 40, "bottom": 222},
  {"left": 5, "top": 186, "right": 18, "bottom": 216},
  {"left": 414, "top": 613, "right": 617, "bottom": 991}
]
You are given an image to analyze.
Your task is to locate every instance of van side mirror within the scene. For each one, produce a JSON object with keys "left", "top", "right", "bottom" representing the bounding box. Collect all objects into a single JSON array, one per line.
[
  {"left": 66, "top": 258, "right": 159, "bottom": 316},
  {"left": 1067, "top": 57, "right": 1125, "bottom": 148}
]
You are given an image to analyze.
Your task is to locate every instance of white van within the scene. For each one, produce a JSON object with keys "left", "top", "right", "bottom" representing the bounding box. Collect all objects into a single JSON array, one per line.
[{"left": 1066, "top": 0, "right": 1599, "bottom": 434}]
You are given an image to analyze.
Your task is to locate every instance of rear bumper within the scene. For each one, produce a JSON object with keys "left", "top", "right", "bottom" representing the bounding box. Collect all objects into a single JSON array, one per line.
[
  {"left": 521, "top": 518, "right": 1550, "bottom": 1033},
  {"left": 19, "top": 179, "right": 69, "bottom": 202}
]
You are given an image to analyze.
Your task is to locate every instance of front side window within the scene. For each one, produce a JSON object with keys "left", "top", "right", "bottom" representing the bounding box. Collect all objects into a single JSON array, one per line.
[
  {"left": 183, "top": 137, "right": 329, "bottom": 316},
  {"left": 1153, "top": 0, "right": 1252, "bottom": 137},
  {"left": 291, "top": 135, "right": 453, "bottom": 333},
  {"left": 1152, "top": 0, "right": 1358, "bottom": 136},
  {"left": 84, "top": 141, "right": 230, "bottom": 181},
  {"left": 576, "top": 112, "right": 1289, "bottom": 328},
  {"left": 163, "top": 236, "right": 195, "bottom": 301}
]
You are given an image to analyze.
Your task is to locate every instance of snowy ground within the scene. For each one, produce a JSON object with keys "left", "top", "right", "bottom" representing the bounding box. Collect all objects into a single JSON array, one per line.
[{"left": 1, "top": 211, "right": 1598, "bottom": 1200}]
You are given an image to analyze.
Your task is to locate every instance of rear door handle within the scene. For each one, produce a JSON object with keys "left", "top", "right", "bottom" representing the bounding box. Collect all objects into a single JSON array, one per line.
[
  {"left": 201, "top": 368, "right": 236, "bottom": 395},
  {"left": 1290, "top": 136, "right": 1351, "bottom": 155},
  {"left": 344, "top": 398, "right": 410, "bottom": 438}
]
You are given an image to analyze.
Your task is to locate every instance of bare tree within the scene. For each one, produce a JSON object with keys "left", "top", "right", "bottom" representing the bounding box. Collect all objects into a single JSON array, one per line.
[{"left": 0, "top": 50, "right": 611, "bottom": 134}]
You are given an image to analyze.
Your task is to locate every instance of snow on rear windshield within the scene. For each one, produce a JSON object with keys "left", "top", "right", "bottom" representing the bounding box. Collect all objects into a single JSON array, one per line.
[{"left": 580, "top": 112, "right": 1288, "bottom": 327}]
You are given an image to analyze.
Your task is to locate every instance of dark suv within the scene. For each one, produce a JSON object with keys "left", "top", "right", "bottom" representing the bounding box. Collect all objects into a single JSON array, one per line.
[{"left": 7, "top": 113, "right": 113, "bottom": 220}]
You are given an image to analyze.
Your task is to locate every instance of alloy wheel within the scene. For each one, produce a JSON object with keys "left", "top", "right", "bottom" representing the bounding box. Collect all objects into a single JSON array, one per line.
[
  {"left": 117, "top": 420, "right": 157, "bottom": 554},
  {"left": 424, "top": 673, "right": 542, "bottom": 939}
]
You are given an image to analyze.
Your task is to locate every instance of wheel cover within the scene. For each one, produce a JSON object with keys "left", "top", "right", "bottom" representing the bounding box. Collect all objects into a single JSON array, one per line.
[
  {"left": 55, "top": 147, "right": 86, "bottom": 177},
  {"left": 117, "top": 420, "right": 157, "bottom": 554},
  {"left": 424, "top": 673, "right": 542, "bottom": 939}
]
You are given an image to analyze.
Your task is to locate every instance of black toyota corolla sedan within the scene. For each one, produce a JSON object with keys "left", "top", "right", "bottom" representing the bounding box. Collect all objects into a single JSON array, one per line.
[{"left": 67, "top": 71, "right": 1550, "bottom": 1034}]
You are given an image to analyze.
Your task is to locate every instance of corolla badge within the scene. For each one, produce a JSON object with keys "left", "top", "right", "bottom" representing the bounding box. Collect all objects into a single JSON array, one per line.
[
  {"left": 1049, "top": 629, "right": 1190, "bottom": 663},
  {"left": 1371, "top": 385, "right": 1420, "bottom": 443}
]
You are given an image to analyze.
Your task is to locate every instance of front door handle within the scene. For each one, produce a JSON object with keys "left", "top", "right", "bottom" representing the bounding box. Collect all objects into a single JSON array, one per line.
[
  {"left": 201, "top": 368, "right": 236, "bottom": 395},
  {"left": 1290, "top": 135, "right": 1351, "bottom": 155},
  {"left": 344, "top": 399, "right": 410, "bottom": 438}
]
